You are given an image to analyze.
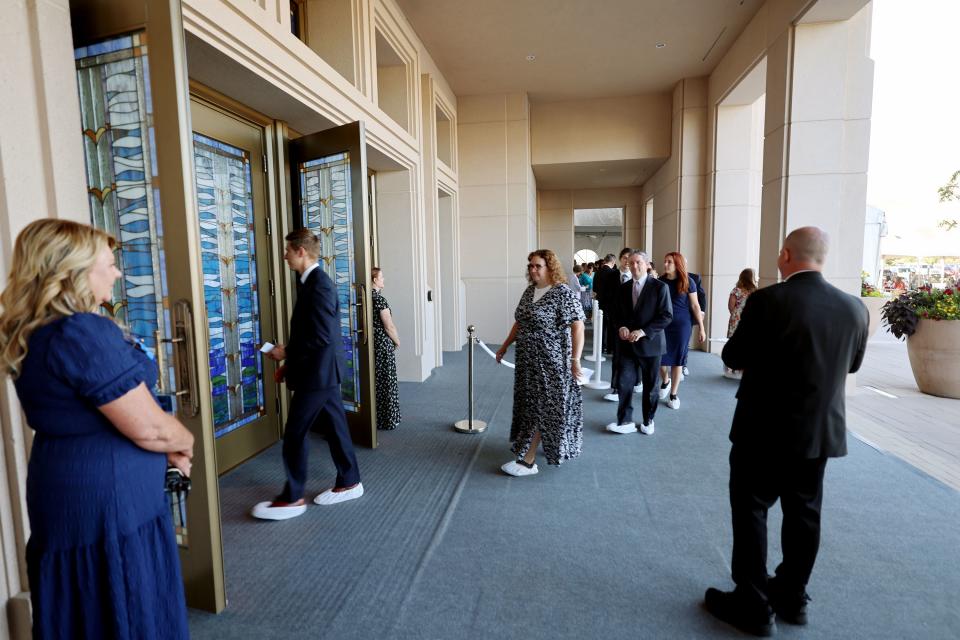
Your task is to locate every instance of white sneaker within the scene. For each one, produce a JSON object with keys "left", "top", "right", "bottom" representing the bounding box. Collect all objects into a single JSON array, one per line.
[
  {"left": 501, "top": 460, "right": 539, "bottom": 476},
  {"left": 633, "top": 384, "right": 643, "bottom": 393},
  {"left": 667, "top": 396, "right": 680, "bottom": 410},
  {"left": 603, "top": 392, "right": 619, "bottom": 402},
  {"left": 658, "top": 380, "right": 671, "bottom": 400},
  {"left": 682, "top": 366, "right": 690, "bottom": 377},
  {"left": 605, "top": 421, "right": 637, "bottom": 434},
  {"left": 313, "top": 483, "right": 364, "bottom": 505},
  {"left": 251, "top": 500, "right": 307, "bottom": 520},
  {"left": 639, "top": 421, "right": 655, "bottom": 435}
]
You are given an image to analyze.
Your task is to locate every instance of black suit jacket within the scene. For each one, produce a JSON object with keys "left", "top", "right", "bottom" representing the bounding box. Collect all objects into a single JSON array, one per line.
[
  {"left": 594, "top": 265, "right": 618, "bottom": 310},
  {"left": 285, "top": 266, "right": 345, "bottom": 392},
  {"left": 722, "top": 271, "right": 868, "bottom": 459},
  {"left": 614, "top": 277, "right": 673, "bottom": 358}
]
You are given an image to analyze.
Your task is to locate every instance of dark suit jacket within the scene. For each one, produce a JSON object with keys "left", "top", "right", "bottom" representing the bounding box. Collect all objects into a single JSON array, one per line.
[
  {"left": 722, "top": 271, "right": 868, "bottom": 459},
  {"left": 594, "top": 265, "right": 618, "bottom": 310},
  {"left": 284, "top": 266, "right": 345, "bottom": 392},
  {"left": 614, "top": 277, "right": 673, "bottom": 358}
]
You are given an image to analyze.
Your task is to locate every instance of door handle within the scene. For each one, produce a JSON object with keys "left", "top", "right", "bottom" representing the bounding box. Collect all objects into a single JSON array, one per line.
[
  {"left": 354, "top": 282, "right": 368, "bottom": 345},
  {"left": 154, "top": 300, "right": 200, "bottom": 417}
]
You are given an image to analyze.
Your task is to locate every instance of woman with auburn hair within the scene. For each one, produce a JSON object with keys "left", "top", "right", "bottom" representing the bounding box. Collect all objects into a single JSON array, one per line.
[
  {"left": 724, "top": 268, "right": 757, "bottom": 379},
  {"left": 495, "top": 249, "right": 585, "bottom": 476},
  {"left": 658, "top": 251, "right": 706, "bottom": 409},
  {"left": 0, "top": 219, "right": 192, "bottom": 639}
]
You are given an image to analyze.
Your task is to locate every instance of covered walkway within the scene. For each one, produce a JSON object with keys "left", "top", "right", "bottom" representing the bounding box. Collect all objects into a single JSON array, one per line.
[{"left": 189, "top": 345, "right": 960, "bottom": 639}]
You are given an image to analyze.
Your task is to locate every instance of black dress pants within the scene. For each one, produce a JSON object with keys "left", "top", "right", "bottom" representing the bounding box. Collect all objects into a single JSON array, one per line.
[
  {"left": 614, "top": 352, "right": 661, "bottom": 426},
  {"left": 729, "top": 445, "right": 828, "bottom": 604},
  {"left": 279, "top": 385, "right": 361, "bottom": 502}
]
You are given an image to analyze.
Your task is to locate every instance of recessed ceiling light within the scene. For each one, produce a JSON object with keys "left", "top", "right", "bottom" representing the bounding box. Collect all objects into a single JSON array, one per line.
[
  {"left": 655, "top": 43, "right": 666, "bottom": 49},
  {"left": 526, "top": 54, "right": 536, "bottom": 62}
]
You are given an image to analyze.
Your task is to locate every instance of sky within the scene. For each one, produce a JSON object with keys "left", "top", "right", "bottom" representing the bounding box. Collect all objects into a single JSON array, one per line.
[{"left": 867, "top": 0, "right": 960, "bottom": 256}]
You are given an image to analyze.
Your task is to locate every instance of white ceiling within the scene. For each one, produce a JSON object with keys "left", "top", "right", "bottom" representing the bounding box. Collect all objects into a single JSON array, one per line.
[{"left": 395, "top": 0, "right": 765, "bottom": 101}]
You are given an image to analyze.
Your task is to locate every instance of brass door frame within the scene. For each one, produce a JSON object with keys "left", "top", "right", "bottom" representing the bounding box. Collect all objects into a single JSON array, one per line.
[
  {"left": 71, "top": 0, "right": 226, "bottom": 613},
  {"left": 286, "top": 122, "right": 378, "bottom": 449},
  {"left": 189, "top": 96, "right": 283, "bottom": 474}
]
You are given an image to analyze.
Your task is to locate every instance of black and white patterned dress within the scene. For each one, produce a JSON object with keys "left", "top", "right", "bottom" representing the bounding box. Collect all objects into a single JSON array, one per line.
[
  {"left": 372, "top": 288, "right": 401, "bottom": 430},
  {"left": 510, "top": 284, "right": 585, "bottom": 464}
]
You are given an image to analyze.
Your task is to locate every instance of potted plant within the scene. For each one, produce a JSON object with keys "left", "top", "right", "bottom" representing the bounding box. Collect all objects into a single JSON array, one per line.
[
  {"left": 860, "top": 273, "right": 887, "bottom": 338},
  {"left": 881, "top": 286, "right": 960, "bottom": 399}
]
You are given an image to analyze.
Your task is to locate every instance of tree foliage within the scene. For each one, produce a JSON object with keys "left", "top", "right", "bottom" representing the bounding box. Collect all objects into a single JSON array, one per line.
[{"left": 939, "top": 170, "right": 959, "bottom": 231}]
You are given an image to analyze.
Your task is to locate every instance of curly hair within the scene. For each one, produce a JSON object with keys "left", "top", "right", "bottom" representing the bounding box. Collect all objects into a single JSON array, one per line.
[
  {"left": 527, "top": 249, "right": 566, "bottom": 285},
  {"left": 0, "top": 219, "right": 116, "bottom": 377}
]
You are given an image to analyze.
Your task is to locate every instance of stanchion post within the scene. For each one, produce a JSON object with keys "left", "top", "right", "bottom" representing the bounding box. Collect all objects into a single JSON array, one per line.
[
  {"left": 454, "top": 325, "right": 488, "bottom": 433},
  {"left": 584, "top": 299, "right": 605, "bottom": 362},
  {"left": 585, "top": 310, "right": 611, "bottom": 390}
]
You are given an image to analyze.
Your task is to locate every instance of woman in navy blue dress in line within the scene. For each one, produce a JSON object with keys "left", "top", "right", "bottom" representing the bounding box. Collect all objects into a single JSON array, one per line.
[
  {"left": 658, "top": 251, "right": 706, "bottom": 410},
  {"left": 0, "top": 220, "right": 193, "bottom": 639}
]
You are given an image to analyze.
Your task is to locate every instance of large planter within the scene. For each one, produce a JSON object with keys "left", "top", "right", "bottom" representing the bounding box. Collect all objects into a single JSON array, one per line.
[
  {"left": 907, "top": 319, "right": 960, "bottom": 399},
  {"left": 860, "top": 296, "right": 887, "bottom": 338}
]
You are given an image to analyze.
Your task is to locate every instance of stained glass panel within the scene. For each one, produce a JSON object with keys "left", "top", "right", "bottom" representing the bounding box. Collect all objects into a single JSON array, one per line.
[
  {"left": 299, "top": 153, "right": 360, "bottom": 410},
  {"left": 75, "top": 32, "right": 184, "bottom": 545},
  {"left": 193, "top": 133, "right": 266, "bottom": 438}
]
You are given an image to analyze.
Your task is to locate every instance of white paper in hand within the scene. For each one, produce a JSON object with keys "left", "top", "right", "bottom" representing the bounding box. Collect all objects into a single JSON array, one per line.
[
  {"left": 577, "top": 367, "right": 593, "bottom": 385},
  {"left": 259, "top": 342, "right": 275, "bottom": 353}
]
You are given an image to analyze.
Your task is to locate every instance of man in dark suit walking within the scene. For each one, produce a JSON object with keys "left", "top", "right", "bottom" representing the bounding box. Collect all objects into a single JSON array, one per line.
[
  {"left": 705, "top": 227, "right": 868, "bottom": 636},
  {"left": 252, "top": 229, "right": 363, "bottom": 520},
  {"left": 605, "top": 250, "right": 673, "bottom": 435}
]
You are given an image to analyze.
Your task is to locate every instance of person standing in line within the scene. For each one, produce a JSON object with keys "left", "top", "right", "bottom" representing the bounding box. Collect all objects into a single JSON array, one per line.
[
  {"left": 723, "top": 268, "right": 757, "bottom": 379},
  {"left": 594, "top": 254, "right": 618, "bottom": 352},
  {"left": 578, "top": 262, "right": 594, "bottom": 319},
  {"left": 371, "top": 267, "right": 401, "bottom": 430},
  {"left": 657, "top": 252, "right": 706, "bottom": 410},
  {"left": 682, "top": 271, "right": 706, "bottom": 377},
  {"left": 252, "top": 229, "right": 363, "bottom": 520},
  {"left": 602, "top": 247, "right": 634, "bottom": 403},
  {"left": 704, "top": 227, "right": 868, "bottom": 637},
  {"left": 605, "top": 250, "right": 672, "bottom": 436},
  {"left": 0, "top": 220, "right": 193, "bottom": 639},
  {"left": 495, "top": 249, "right": 585, "bottom": 476}
]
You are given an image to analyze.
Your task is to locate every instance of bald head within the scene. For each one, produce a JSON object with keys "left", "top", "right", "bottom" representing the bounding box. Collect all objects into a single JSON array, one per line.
[{"left": 778, "top": 226, "right": 829, "bottom": 278}]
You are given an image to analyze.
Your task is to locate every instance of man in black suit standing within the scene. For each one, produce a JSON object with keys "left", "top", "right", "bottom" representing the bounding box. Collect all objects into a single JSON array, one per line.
[
  {"left": 252, "top": 228, "right": 363, "bottom": 520},
  {"left": 593, "top": 253, "right": 618, "bottom": 353},
  {"left": 605, "top": 250, "right": 672, "bottom": 435},
  {"left": 705, "top": 227, "right": 868, "bottom": 636}
]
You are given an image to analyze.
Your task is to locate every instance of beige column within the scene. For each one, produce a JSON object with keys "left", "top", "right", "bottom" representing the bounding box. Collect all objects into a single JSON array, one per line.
[
  {"left": 538, "top": 190, "right": 573, "bottom": 267},
  {"left": 0, "top": 1, "right": 89, "bottom": 636},
  {"left": 457, "top": 93, "right": 536, "bottom": 343},
  {"left": 761, "top": 7, "right": 874, "bottom": 294}
]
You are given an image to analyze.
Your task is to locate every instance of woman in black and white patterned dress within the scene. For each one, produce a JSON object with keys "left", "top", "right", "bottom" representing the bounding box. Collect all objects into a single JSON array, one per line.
[
  {"left": 371, "top": 268, "right": 401, "bottom": 430},
  {"left": 495, "top": 250, "right": 585, "bottom": 476}
]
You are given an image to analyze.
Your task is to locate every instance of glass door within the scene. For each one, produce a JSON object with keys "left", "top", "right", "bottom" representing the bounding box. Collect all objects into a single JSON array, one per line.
[
  {"left": 72, "top": 0, "right": 227, "bottom": 613},
  {"left": 190, "top": 98, "right": 281, "bottom": 474},
  {"left": 289, "top": 122, "right": 377, "bottom": 448}
]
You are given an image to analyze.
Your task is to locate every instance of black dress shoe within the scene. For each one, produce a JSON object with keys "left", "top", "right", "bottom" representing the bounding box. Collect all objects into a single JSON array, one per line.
[
  {"left": 768, "top": 577, "right": 810, "bottom": 625},
  {"left": 704, "top": 587, "right": 776, "bottom": 637}
]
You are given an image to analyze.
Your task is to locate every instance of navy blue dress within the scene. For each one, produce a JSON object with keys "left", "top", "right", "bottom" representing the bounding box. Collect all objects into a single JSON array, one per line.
[
  {"left": 660, "top": 276, "right": 697, "bottom": 367},
  {"left": 14, "top": 313, "right": 189, "bottom": 640}
]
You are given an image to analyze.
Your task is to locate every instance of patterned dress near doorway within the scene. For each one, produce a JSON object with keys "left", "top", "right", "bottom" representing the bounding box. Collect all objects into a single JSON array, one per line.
[
  {"left": 510, "top": 285, "right": 586, "bottom": 464},
  {"left": 372, "top": 288, "right": 401, "bottom": 430}
]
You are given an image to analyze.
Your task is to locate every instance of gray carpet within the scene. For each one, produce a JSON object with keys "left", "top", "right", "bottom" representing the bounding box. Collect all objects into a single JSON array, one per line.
[{"left": 188, "top": 343, "right": 960, "bottom": 639}]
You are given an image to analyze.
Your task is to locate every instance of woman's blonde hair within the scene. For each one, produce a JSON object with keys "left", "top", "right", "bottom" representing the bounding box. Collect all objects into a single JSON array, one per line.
[
  {"left": 0, "top": 219, "right": 116, "bottom": 377},
  {"left": 527, "top": 249, "right": 566, "bottom": 285}
]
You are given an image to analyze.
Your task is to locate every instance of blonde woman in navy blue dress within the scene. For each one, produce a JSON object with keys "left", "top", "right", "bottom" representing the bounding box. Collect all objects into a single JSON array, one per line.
[{"left": 0, "top": 220, "right": 192, "bottom": 639}]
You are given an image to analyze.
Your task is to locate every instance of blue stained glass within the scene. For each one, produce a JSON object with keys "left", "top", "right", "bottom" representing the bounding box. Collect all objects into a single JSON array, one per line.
[
  {"left": 298, "top": 152, "right": 360, "bottom": 411},
  {"left": 193, "top": 133, "right": 266, "bottom": 436}
]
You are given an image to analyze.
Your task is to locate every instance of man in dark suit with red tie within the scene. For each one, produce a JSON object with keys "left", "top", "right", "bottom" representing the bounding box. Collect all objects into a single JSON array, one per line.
[
  {"left": 605, "top": 250, "right": 672, "bottom": 435},
  {"left": 252, "top": 228, "right": 363, "bottom": 520},
  {"left": 705, "top": 227, "right": 869, "bottom": 636}
]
